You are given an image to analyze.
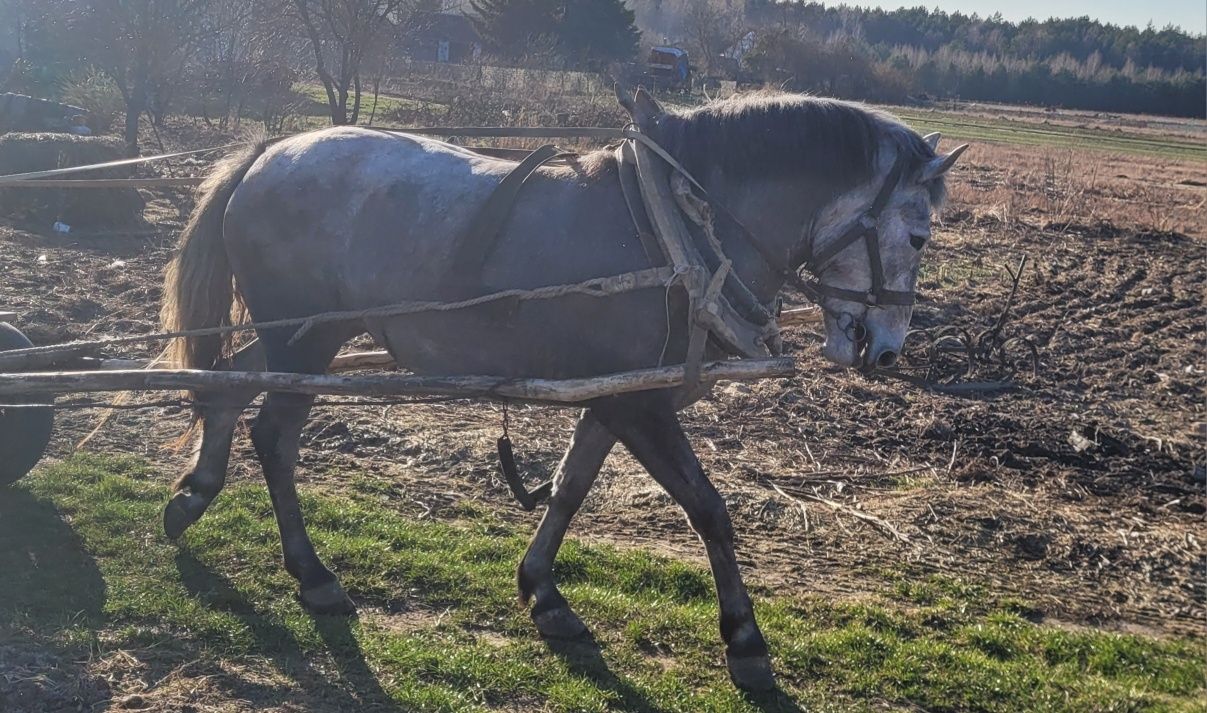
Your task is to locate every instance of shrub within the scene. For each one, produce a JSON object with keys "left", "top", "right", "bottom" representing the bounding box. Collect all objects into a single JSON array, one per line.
[{"left": 57, "top": 67, "right": 124, "bottom": 134}]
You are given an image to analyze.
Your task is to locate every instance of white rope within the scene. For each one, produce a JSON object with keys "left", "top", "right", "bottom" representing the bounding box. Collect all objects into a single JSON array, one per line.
[{"left": 0, "top": 267, "right": 679, "bottom": 364}]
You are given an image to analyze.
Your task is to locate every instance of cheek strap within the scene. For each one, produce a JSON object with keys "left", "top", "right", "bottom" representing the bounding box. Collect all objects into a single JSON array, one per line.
[{"left": 793, "top": 159, "right": 916, "bottom": 309}]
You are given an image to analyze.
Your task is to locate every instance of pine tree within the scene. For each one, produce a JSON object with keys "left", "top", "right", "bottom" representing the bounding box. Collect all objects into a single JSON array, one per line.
[
  {"left": 558, "top": 0, "right": 640, "bottom": 68},
  {"left": 469, "top": 0, "right": 640, "bottom": 68},
  {"left": 469, "top": 0, "right": 557, "bottom": 57}
]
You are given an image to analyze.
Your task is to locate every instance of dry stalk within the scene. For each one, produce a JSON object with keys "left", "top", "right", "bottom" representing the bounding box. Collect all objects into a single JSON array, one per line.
[{"left": 762, "top": 477, "right": 913, "bottom": 546}]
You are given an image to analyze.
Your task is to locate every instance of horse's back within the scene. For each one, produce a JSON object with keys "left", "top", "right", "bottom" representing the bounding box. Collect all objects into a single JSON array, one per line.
[{"left": 223, "top": 128, "right": 509, "bottom": 309}]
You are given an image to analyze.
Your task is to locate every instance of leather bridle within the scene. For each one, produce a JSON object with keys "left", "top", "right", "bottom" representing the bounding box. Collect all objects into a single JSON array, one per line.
[
  {"left": 701, "top": 154, "right": 916, "bottom": 349},
  {"left": 792, "top": 158, "right": 916, "bottom": 310},
  {"left": 672, "top": 151, "right": 917, "bottom": 348}
]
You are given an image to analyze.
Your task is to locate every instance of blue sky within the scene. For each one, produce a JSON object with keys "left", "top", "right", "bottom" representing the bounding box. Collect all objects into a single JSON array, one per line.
[{"left": 823, "top": 1, "right": 1205, "bottom": 33}]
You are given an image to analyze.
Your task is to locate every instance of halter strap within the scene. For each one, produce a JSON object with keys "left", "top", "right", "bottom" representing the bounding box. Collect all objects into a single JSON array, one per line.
[{"left": 795, "top": 157, "right": 916, "bottom": 309}]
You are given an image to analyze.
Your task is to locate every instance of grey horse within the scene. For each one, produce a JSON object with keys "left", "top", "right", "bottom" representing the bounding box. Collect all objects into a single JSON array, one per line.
[{"left": 159, "top": 90, "right": 966, "bottom": 690}]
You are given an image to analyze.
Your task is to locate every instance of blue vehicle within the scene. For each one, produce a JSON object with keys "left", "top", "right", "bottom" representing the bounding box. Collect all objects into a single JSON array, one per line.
[{"left": 646, "top": 46, "right": 691, "bottom": 91}]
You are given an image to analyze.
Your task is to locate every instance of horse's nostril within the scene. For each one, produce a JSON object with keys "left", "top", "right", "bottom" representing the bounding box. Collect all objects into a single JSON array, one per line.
[
  {"left": 852, "top": 323, "right": 867, "bottom": 342},
  {"left": 877, "top": 350, "right": 898, "bottom": 368}
]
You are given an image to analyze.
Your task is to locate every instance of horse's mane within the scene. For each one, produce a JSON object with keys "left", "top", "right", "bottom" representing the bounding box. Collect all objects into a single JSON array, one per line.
[{"left": 656, "top": 92, "right": 942, "bottom": 202}]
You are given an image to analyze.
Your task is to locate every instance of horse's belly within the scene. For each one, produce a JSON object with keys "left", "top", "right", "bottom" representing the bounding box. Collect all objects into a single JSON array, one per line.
[{"left": 369, "top": 287, "right": 686, "bottom": 380}]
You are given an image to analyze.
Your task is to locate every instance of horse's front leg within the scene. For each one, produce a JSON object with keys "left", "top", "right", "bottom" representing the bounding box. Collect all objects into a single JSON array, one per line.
[
  {"left": 251, "top": 390, "right": 354, "bottom": 614},
  {"left": 518, "top": 410, "right": 616, "bottom": 638},
  {"left": 593, "top": 394, "right": 774, "bottom": 691}
]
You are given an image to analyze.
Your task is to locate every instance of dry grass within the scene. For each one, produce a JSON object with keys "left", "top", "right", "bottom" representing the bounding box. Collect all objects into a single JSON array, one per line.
[{"left": 943, "top": 141, "right": 1205, "bottom": 236}]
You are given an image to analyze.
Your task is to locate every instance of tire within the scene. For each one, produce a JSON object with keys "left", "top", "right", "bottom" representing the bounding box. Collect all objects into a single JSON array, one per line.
[{"left": 0, "top": 322, "right": 54, "bottom": 486}]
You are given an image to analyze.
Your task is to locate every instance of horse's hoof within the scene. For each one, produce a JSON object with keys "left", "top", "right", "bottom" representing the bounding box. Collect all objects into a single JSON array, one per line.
[
  {"left": 300, "top": 580, "right": 356, "bottom": 616},
  {"left": 532, "top": 605, "right": 588, "bottom": 639},
  {"left": 163, "top": 492, "right": 204, "bottom": 540},
  {"left": 726, "top": 653, "right": 776, "bottom": 692}
]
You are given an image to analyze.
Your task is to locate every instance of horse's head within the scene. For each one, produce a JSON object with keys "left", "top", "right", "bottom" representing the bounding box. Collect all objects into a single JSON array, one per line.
[
  {"left": 807, "top": 131, "right": 967, "bottom": 369},
  {"left": 617, "top": 89, "right": 968, "bottom": 371}
]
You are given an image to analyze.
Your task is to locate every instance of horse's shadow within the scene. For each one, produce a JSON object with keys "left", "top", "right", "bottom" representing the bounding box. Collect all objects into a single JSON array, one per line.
[
  {"left": 0, "top": 487, "right": 801, "bottom": 711},
  {"left": 541, "top": 632, "right": 804, "bottom": 713},
  {"left": 543, "top": 632, "right": 665, "bottom": 712},
  {"left": 173, "top": 551, "right": 401, "bottom": 712},
  {"left": 0, "top": 488, "right": 113, "bottom": 709}
]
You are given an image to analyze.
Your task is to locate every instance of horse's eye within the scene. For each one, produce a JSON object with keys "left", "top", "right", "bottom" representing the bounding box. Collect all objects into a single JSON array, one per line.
[{"left": 909, "top": 232, "right": 928, "bottom": 250}]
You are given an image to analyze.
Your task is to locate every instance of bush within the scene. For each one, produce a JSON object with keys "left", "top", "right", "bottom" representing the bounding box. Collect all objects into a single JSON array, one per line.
[{"left": 57, "top": 67, "right": 124, "bottom": 134}]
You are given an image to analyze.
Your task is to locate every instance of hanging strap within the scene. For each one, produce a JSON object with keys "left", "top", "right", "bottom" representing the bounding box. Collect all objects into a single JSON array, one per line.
[{"left": 446, "top": 144, "right": 570, "bottom": 298}]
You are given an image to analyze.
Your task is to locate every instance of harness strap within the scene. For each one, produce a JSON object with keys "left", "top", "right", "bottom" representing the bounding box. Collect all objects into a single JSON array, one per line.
[
  {"left": 449, "top": 143, "right": 569, "bottom": 295},
  {"left": 616, "top": 142, "right": 669, "bottom": 266},
  {"left": 796, "top": 159, "right": 916, "bottom": 309}
]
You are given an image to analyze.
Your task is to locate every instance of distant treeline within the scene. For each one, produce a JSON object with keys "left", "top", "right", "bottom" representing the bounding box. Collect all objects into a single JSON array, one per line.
[{"left": 739, "top": 2, "right": 1205, "bottom": 117}]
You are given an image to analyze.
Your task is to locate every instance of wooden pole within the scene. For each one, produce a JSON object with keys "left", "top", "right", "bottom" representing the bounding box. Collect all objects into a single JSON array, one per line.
[
  {"left": 0, "top": 344, "right": 103, "bottom": 372},
  {"left": 0, "top": 358, "right": 796, "bottom": 404}
]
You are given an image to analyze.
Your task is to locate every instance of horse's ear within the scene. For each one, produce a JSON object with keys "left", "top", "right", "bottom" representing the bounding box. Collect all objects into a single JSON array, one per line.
[
  {"left": 615, "top": 84, "right": 634, "bottom": 115},
  {"left": 621, "top": 87, "right": 665, "bottom": 130},
  {"left": 922, "top": 132, "right": 941, "bottom": 150},
  {"left": 920, "top": 144, "right": 968, "bottom": 183}
]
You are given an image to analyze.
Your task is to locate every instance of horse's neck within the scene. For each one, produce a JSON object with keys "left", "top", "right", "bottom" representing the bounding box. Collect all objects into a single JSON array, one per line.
[{"left": 707, "top": 176, "right": 816, "bottom": 306}]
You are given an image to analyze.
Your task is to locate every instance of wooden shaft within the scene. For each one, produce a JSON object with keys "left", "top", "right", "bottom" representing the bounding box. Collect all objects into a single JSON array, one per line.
[
  {"left": 74, "top": 350, "right": 395, "bottom": 373},
  {"left": 0, "top": 358, "right": 796, "bottom": 404},
  {"left": 0, "top": 345, "right": 103, "bottom": 371},
  {"left": 329, "top": 350, "right": 396, "bottom": 371}
]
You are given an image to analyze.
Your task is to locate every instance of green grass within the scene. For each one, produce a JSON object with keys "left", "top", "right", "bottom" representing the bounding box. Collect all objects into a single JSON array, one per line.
[
  {"left": 293, "top": 83, "right": 442, "bottom": 123},
  {"left": 2, "top": 454, "right": 1203, "bottom": 712},
  {"left": 888, "top": 107, "right": 1206, "bottom": 162}
]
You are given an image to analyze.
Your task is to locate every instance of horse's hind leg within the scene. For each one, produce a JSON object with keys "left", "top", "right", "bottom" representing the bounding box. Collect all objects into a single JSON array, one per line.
[
  {"left": 518, "top": 410, "right": 615, "bottom": 638},
  {"left": 591, "top": 393, "right": 774, "bottom": 692},
  {"left": 163, "top": 386, "right": 257, "bottom": 539},
  {"left": 164, "top": 342, "right": 265, "bottom": 539},
  {"left": 251, "top": 327, "right": 354, "bottom": 614}
]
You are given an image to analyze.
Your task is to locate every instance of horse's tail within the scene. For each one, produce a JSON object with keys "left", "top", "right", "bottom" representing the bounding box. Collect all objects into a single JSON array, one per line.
[{"left": 160, "top": 141, "right": 266, "bottom": 372}]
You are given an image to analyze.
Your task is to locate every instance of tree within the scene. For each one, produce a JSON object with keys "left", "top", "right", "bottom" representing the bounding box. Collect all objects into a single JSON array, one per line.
[
  {"left": 46, "top": 0, "right": 210, "bottom": 155},
  {"left": 557, "top": 0, "right": 641, "bottom": 68},
  {"left": 674, "top": 0, "right": 743, "bottom": 76},
  {"left": 194, "top": 0, "right": 307, "bottom": 129},
  {"left": 470, "top": 0, "right": 640, "bottom": 69},
  {"left": 0, "top": 0, "right": 34, "bottom": 64},
  {"left": 291, "top": 0, "right": 416, "bottom": 125}
]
